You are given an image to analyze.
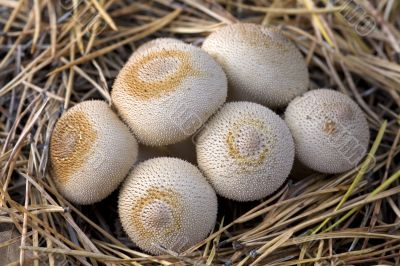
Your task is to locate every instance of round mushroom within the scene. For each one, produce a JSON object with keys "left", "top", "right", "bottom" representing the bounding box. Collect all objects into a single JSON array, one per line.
[
  {"left": 196, "top": 101, "right": 295, "bottom": 201},
  {"left": 50, "top": 100, "right": 138, "bottom": 204},
  {"left": 118, "top": 157, "right": 217, "bottom": 255},
  {"left": 284, "top": 89, "right": 370, "bottom": 174},
  {"left": 112, "top": 38, "right": 228, "bottom": 146},
  {"left": 202, "top": 23, "right": 309, "bottom": 108}
]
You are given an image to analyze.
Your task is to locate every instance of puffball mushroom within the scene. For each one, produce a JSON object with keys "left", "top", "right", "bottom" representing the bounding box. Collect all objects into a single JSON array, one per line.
[
  {"left": 112, "top": 38, "right": 228, "bottom": 146},
  {"left": 50, "top": 100, "right": 138, "bottom": 204},
  {"left": 118, "top": 157, "right": 217, "bottom": 255},
  {"left": 202, "top": 23, "right": 309, "bottom": 108},
  {"left": 285, "top": 89, "right": 370, "bottom": 174},
  {"left": 196, "top": 101, "right": 295, "bottom": 201}
]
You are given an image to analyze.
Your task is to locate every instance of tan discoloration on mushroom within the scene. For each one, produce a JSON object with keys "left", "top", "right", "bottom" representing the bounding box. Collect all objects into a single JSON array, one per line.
[
  {"left": 50, "top": 101, "right": 138, "bottom": 204},
  {"left": 131, "top": 187, "right": 182, "bottom": 239},
  {"left": 285, "top": 89, "right": 370, "bottom": 174},
  {"left": 119, "top": 157, "right": 217, "bottom": 255},
  {"left": 226, "top": 118, "right": 269, "bottom": 166},
  {"left": 197, "top": 102, "right": 294, "bottom": 201},
  {"left": 50, "top": 111, "right": 97, "bottom": 184},
  {"left": 323, "top": 119, "right": 336, "bottom": 135},
  {"left": 112, "top": 38, "right": 227, "bottom": 146},
  {"left": 117, "top": 49, "right": 201, "bottom": 100}
]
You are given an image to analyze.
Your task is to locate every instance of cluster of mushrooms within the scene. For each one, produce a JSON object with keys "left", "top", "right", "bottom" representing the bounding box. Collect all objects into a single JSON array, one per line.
[{"left": 50, "top": 23, "right": 370, "bottom": 255}]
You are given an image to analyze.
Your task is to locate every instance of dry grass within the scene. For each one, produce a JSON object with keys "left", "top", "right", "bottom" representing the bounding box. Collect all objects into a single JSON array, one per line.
[{"left": 0, "top": 0, "right": 400, "bottom": 265}]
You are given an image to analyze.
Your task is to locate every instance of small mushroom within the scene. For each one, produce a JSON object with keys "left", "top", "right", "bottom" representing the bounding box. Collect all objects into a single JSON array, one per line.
[
  {"left": 285, "top": 89, "right": 370, "bottom": 174},
  {"left": 50, "top": 100, "right": 138, "bottom": 204},
  {"left": 112, "top": 38, "right": 228, "bottom": 146},
  {"left": 196, "top": 101, "right": 295, "bottom": 201},
  {"left": 118, "top": 157, "right": 217, "bottom": 255},
  {"left": 202, "top": 23, "right": 309, "bottom": 108}
]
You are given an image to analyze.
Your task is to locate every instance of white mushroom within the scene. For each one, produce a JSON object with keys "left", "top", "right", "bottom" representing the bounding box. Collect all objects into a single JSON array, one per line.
[
  {"left": 118, "top": 157, "right": 218, "bottom": 255},
  {"left": 112, "top": 38, "right": 228, "bottom": 146},
  {"left": 50, "top": 100, "right": 138, "bottom": 204},
  {"left": 285, "top": 89, "right": 370, "bottom": 173},
  {"left": 202, "top": 23, "right": 309, "bottom": 108},
  {"left": 196, "top": 101, "right": 295, "bottom": 201}
]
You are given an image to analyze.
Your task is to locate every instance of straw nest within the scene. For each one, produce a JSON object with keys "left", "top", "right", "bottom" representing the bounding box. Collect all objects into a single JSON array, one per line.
[{"left": 0, "top": 1, "right": 399, "bottom": 265}]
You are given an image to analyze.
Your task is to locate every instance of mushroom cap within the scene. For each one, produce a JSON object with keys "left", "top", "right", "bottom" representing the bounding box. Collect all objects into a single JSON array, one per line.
[
  {"left": 50, "top": 100, "right": 138, "bottom": 204},
  {"left": 112, "top": 38, "right": 228, "bottom": 146},
  {"left": 284, "top": 89, "right": 370, "bottom": 174},
  {"left": 118, "top": 157, "right": 217, "bottom": 255},
  {"left": 202, "top": 23, "right": 309, "bottom": 108},
  {"left": 196, "top": 101, "right": 295, "bottom": 201}
]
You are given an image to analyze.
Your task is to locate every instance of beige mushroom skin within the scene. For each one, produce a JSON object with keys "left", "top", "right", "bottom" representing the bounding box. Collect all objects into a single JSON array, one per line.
[
  {"left": 112, "top": 38, "right": 228, "bottom": 146},
  {"left": 135, "top": 38, "right": 185, "bottom": 53},
  {"left": 196, "top": 101, "right": 295, "bottom": 201},
  {"left": 285, "top": 89, "right": 370, "bottom": 174},
  {"left": 202, "top": 23, "right": 309, "bottom": 108},
  {"left": 50, "top": 100, "right": 138, "bottom": 204},
  {"left": 118, "top": 157, "right": 218, "bottom": 255}
]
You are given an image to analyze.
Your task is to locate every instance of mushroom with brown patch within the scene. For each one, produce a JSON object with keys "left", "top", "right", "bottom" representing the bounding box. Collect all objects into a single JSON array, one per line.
[
  {"left": 50, "top": 100, "right": 138, "bottom": 204},
  {"left": 118, "top": 157, "right": 218, "bottom": 254},
  {"left": 284, "top": 89, "right": 370, "bottom": 174},
  {"left": 196, "top": 101, "right": 295, "bottom": 201},
  {"left": 112, "top": 38, "right": 228, "bottom": 146}
]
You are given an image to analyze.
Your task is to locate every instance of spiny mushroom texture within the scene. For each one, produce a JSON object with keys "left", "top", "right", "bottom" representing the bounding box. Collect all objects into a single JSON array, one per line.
[
  {"left": 118, "top": 157, "right": 217, "bottom": 255},
  {"left": 135, "top": 38, "right": 184, "bottom": 53},
  {"left": 112, "top": 38, "right": 228, "bottom": 146},
  {"left": 50, "top": 100, "right": 138, "bottom": 204},
  {"left": 196, "top": 101, "right": 295, "bottom": 201},
  {"left": 202, "top": 23, "right": 309, "bottom": 109},
  {"left": 285, "top": 89, "right": 370, "bottom": 174}
]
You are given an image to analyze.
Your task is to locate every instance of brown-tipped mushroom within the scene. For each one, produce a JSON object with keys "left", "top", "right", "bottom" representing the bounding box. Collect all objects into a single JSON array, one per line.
[
  {"left": 118, "top": 157, "right": 217, "bottom": 255},
  {"left": 196, "top": 101, "right": 295, "bottom": 201},
  {"left": 285, "top": 89, "right": 370, "bottom": 174},
  {"left": 50, "top": 100, "right": 138, "bottom": 204},
  {"left": 112, "top": 38, "right": 227, "bottom": 146}
]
